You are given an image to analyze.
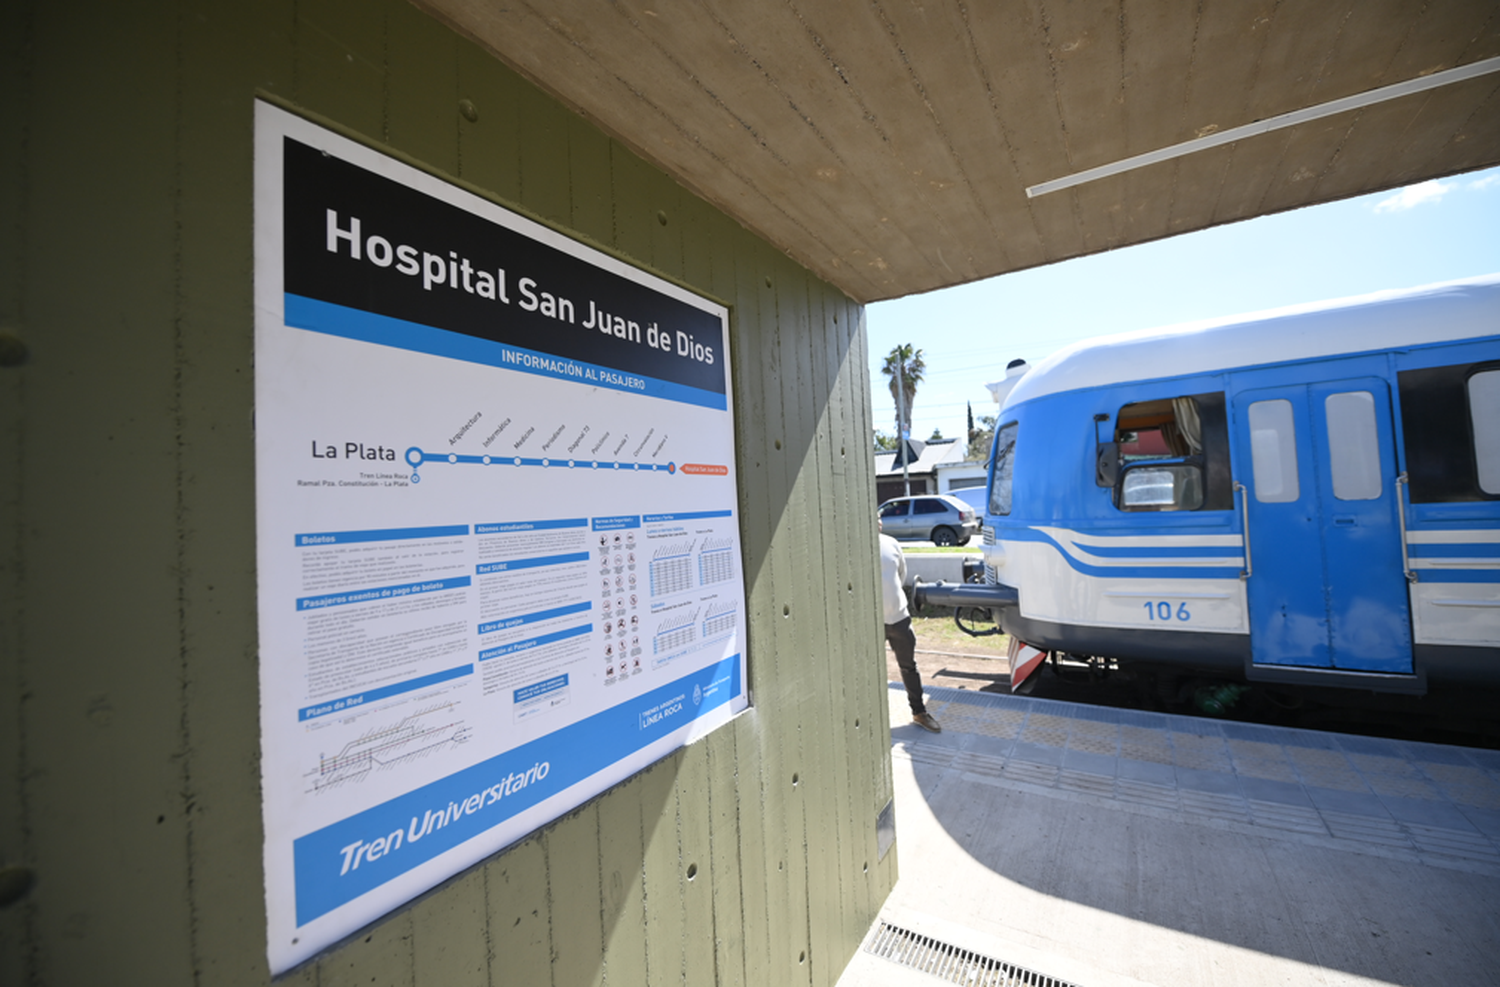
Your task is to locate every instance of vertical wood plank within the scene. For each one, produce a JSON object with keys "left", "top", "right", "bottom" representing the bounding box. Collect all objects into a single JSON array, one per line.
[
  {"left": 319, "top": 912, "right": 414, "bottom": 987},
  {"left": 704, "top": 730, "right": 747, "bottom": 986},
  {"left": 718, "top": 236, "right": 777, "bottom": 987},
  {"left": 729, "top": 243, "right": 772, "bottom": 662},
  {"left": 20, "top": 1, "right": 193, "bottom": 982},
  {"left": 411, "top": 870, "right": 489, "bottom": 983},
  {"left": 854, "top": 304, "right": 898, "bottom": 901},
  {"left": 834, "top": 283, "right": 880, "bottom": 964},
  {"left": 773, "top": 253, "right": 817, "bottom": 986},
  {"left": 456, "top": 43, "right": 522, "bottom": 205},
  {"left": 567, "top": 120, "right": 614, "bottom": 250},
  {"left": 804, "top": 277, "right": 852, "bottom": 987},
  {"left": 0, "top": 0, "right": 31, "bottom": 981},
  {"left": 609, "top": 147, "right": 662, "bottom": 276},
  {"left": 386, "top": 1, "right": 459, "bottom": 175},
  {"left": 733, "top": 712, "right": 773, "bottom": 987},
  {"left": 485, "top": 837, "right": 552, "bottom": 985},
  {"left": 776, "top": 257, "right": 815, "bottom": 986},
  {"left": 647, "top": 175, "right": 685, "bottom": 281},
  {"left": 741, "top": 248, "right": 797, "bottom": 986},
  {"left": 847, "top": 291, "right": 888, "bottom": 956},
  {"left": 596, "top": 770, "right": 648, "bottom": 985},
  {"left": 544, "top": 804, "right": 606, "bottom": 987},
  {"left": 279, "top": 958, "right": 322, "bottom": 987},
  {"left": 177, "top": 0, "right": 296, "bottom": 981},
  {"left": 638, "top": 757, "right": 686, "bottom": 986},
  {"left": 678, "top": 743, "right": 717, "bottom": 986},
  {"left": 677, "top": 189, "right": 719, "bottom": 306},
  {"left": 806, "top": 280, "right": 859, "bottom": 986},
  {"left": 294, "top": 0, "right": 386, "bottom": 141},
  {"left": 516, "top": 84, "right": 572, "bottom": 227},
  {"left": 817, "top": 284, "right": 862, "bottom": 971}
]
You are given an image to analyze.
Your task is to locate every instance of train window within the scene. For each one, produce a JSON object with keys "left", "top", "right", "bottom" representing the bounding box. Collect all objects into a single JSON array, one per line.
[
  {"left": 1121, "top": 466, "right": 1204, "bottom": 511},
  {"left": 1471, "top": 371, "right": 1500, "bottom": 495},
  {"left": 1116, "top": 397, "right": 1201, "bottom": 461},
  {"left": 1112, "top": 393, "right": 1231, "bottom": 511},
  {"left": 1325, "top": 391, "right": 1382, "bottom": 500},
  {"left": 989, "top": 423, "right": 1018, "bottom": 516},
  {"left": 1248, "top": 399, "right": 1300, "bottom": 503},
  {"left": 1398, "top": 362, "right": 1500, "bottom": 502}
]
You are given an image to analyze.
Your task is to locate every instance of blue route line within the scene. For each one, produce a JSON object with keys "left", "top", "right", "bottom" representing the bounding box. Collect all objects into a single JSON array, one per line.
[{"left": 404, "top": 446, "right": 676, "bottom": 482}]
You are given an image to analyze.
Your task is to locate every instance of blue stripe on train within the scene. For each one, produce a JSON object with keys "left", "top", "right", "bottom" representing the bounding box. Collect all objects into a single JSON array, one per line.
[
  {"left": 1000, "top": 526, "right": 1244, "bottom": 581},
  {"left": 1407, "top": 543, "right": 1500, "bottom": 558},
  {"left": 1068, "top": 542, "right": 1244, "bottom": 559},
  {"left": 1415, "top": 569, "right": 1500, "bottom": 583}
]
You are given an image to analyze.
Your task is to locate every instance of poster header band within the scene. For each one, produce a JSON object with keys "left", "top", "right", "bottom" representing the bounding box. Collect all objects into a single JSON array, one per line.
[{"left": 283, "top": 139, "right": 725, "bottom": 395}]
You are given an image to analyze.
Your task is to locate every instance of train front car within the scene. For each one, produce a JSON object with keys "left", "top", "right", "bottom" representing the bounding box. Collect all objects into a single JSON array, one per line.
[
  {"left": 982, "top": 321, "right": 1251, "bottom": 694},
  {"left": 978, "top": 276, "right": 1500, "bottom": 702}
]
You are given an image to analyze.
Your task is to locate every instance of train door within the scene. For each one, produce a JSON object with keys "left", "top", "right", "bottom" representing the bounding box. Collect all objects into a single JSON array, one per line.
[{"left": 1232, "top": 377, "right": 1413, "bottom": 673}]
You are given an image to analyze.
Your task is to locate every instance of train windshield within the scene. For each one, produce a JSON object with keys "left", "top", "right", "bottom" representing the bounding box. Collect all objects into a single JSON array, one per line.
[{"left": 989, "top": 423, "right": 1018, "bottom": 516}]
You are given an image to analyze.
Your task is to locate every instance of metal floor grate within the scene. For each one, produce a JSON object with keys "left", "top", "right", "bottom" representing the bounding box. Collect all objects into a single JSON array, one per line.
[{"left": 864, "top": 921, "right": 1081, "bottom": 987}]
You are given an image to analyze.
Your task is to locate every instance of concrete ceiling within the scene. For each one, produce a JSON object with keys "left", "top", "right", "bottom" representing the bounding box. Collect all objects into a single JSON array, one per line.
[{"left": 418, "top": 1, "right": 1500, "bottom": 304}]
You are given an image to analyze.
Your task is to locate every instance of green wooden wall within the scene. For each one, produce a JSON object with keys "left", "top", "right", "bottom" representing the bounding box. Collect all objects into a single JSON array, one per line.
[{"left": 0, "top": 1, "right": 896, "bottom": 984}]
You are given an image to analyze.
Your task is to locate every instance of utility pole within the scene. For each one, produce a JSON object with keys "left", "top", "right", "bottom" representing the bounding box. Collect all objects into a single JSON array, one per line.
[{"left": 896, "top": 351, "right": 911, "bottom": 497}]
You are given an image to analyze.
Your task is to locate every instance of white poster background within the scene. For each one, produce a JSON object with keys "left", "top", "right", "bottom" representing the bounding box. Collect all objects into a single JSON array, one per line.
[{"left": 254, "top": 102, "right": 748, "bottom": 973}]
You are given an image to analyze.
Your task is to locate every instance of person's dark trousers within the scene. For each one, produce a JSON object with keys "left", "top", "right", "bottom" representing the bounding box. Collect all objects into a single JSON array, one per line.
[{"left": 884, "top": 616, "right": 926, "bottom": 715}]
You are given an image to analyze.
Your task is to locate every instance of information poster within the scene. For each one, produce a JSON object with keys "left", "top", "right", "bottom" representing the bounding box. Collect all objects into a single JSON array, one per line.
[{"left": 253, "top": 102, "right": 748, "bottom": 973}]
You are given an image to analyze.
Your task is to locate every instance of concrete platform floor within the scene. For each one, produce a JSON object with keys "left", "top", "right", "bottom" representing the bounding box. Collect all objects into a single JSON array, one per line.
[{"left": 838, "top": 685, "right": 1500, "bottom": 987}]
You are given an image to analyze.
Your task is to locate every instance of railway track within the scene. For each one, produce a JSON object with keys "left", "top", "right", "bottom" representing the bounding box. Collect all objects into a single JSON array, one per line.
[{"left": 1019, "top": 659, "right": 1500, "bottom": 750}]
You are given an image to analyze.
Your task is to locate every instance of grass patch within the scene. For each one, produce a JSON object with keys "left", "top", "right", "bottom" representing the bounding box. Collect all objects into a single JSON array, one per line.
[{"left": 908, "top": 608, "right": 1009, "bottom": 656}]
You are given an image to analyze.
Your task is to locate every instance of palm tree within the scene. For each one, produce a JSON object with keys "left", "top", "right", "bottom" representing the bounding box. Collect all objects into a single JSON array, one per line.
[{"left": 880, "top": 344, "right": 925, "bottom": 439}]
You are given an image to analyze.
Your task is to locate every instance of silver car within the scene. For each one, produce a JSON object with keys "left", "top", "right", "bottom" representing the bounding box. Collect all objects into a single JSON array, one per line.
[{"left": 877, "top": 494, "right": 979, "bottom": 546}]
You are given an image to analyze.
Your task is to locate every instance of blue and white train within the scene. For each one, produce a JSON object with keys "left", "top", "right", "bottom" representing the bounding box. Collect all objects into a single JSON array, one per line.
[{"left": 922, "top": 276, "right": 1500, "bottom": 700}]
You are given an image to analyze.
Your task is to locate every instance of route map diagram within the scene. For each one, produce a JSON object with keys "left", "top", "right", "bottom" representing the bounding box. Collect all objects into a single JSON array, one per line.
[{"left": 304, "top": 701, "right": 470, "bottom": 794}]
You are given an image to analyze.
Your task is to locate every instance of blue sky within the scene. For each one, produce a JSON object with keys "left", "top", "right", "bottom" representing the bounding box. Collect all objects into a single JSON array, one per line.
[{"left": 867, "top": 164, "right": 1500, "bottom": 443}]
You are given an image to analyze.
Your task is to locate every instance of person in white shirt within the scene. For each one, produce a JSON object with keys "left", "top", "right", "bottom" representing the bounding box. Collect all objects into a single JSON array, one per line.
[{"left": 879, "top": 519, "right": 941, "bottom": 732}]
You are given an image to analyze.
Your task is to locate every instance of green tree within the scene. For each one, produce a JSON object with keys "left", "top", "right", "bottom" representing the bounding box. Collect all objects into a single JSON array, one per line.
[
  {"left": 928, "top": 428, "right": 944, "bottom": 441},
  {"left": 873, "top": 430, "right": 899, "bottom": 451},
  {"left": 967, "top": 412, "right": 997, "bottom": 461},
  {"left": 880, "top": 344, "right": 925, "bottom": 439}
]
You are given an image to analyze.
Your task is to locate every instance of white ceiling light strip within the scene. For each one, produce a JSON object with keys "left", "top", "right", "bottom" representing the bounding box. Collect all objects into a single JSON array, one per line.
[{"left": 1026, "top": 56, "right": 1500, "bottom": 198}]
